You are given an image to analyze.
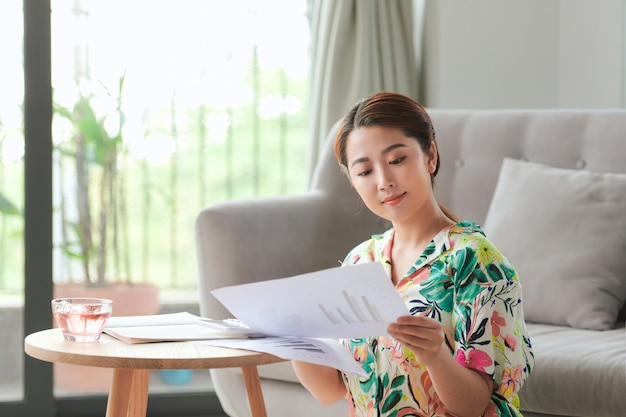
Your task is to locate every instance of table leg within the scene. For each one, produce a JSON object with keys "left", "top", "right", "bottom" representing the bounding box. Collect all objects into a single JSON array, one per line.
[
  {"left": 106, "top": 369, "right": 150, "bottom": 417},
  {"left": 241, "top": 365, "right": 268, "bottom": 417}
]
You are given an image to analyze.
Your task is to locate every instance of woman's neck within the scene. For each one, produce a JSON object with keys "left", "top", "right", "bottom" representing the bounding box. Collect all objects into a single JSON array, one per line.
[
  {"left": 392, "top": 208, "right": 454, "bottom": 249},
  {"left": 388, "top": 207, "right": 454, "bottom": 285}
]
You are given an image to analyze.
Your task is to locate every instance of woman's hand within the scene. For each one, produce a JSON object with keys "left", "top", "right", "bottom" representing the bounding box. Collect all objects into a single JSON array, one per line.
[
  {"left": 387, "top": 315, "right": 447, "bottom": 366},
  {"left": 388, "top": 315, "right": 493, "bottom": 417}
]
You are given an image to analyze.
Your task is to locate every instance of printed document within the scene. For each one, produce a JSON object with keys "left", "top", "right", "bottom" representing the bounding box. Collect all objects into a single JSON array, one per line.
[
  {"left": 197, "top": 262, "right": 409, "bottom": 376},
  {"left": 211, "top": 262, "right": 409, "bottom": 338}
]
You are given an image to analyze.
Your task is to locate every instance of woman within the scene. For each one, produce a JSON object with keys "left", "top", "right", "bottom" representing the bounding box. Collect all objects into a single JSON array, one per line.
[{"left": 292, "top": 92, "right": 534, "bottom": 417}]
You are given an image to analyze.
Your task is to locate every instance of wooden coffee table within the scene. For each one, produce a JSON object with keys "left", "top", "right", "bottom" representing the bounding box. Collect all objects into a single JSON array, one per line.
[{"left": 25, "top": 328, "right": 285, "bottom": 417}]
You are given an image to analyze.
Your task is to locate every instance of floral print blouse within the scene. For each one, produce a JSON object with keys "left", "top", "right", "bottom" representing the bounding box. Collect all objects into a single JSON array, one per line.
[{"left": 340, "top": 221, "right": 534, "bottom": 417}]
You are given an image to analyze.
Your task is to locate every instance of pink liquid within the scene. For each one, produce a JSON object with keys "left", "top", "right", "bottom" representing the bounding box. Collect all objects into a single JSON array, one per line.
[{"left": 54, "top": 312, "right": 111, "bottom": 342}]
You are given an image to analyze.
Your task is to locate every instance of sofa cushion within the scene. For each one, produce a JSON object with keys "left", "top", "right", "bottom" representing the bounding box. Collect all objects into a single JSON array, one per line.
[
  {"left": 519, "top": 323, "right": 626, "bottom": 417},
  {"left": 483, "top": 158, "right": 626, "bottom": 330}
]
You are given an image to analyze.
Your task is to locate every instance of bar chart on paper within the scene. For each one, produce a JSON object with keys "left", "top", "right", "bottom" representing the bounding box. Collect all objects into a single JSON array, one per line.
[
  {"left": 319, "top": 289, "right": 387, "bottom": 325},
  {"left": 211, "top": 262, "right": 409, "bottom": 339}
]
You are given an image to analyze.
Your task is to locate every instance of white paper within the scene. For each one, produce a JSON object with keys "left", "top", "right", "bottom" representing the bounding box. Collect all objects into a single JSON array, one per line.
[
  {"left": 106, "top": 312, "right": 200, "bottom": 328},
  {"left": 104, "top": 324, "right": 247, "bottom": 343},
  {"left": 211, "top": 262, "right": 409, "bottom": 338},
  {"left": 196, "top": 337, "right": 367, "bottom": 377},
  {"left": 103, "top": 313, "right": 258, "bottom": 343},
  {"left": 105, "top": 312, "right": 263, "bottom": 341}
]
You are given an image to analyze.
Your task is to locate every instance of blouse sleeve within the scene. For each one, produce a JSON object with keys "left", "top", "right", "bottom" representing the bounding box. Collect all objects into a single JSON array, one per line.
[{"left": 448, "top": 234, "right": 534, "bottom": 402}]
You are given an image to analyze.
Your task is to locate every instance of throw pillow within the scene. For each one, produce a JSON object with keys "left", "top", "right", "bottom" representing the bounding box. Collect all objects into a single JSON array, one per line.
[{"left": 483, "top": 158, "right": 626, "bottom": 330}]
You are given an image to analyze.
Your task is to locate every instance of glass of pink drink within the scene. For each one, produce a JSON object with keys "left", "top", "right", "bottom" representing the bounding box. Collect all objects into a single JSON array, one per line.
[{"left": 51, "top": 298, "right": 113, "bottom": 342}]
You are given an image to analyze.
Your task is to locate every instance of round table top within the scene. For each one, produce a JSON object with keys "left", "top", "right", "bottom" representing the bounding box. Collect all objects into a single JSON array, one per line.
[{"left": 25, "top": 328, "right": 285, "bottom": 370}]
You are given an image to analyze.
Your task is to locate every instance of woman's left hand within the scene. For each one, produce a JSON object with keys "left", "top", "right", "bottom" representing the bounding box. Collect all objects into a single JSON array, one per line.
[{"left": 387, "top": 315, "right": 447, "bottom": 366}]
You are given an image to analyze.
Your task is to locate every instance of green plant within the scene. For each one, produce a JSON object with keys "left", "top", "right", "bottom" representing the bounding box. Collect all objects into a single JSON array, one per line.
[
  {"left": 0, "top": 192, "right": 20, "bottom": 216},
  {"left": 54, "top": 76, "right": 129, "bottom": 286}
]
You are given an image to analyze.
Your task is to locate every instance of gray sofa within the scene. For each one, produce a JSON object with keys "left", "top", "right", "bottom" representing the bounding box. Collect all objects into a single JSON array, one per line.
[{"left": 196, "top": 109, "right": 626, "bottom": 417}]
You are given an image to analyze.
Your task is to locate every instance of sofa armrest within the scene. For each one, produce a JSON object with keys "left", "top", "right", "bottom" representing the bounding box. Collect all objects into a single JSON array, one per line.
[{"left": 195, "top": 190, "right": 369, "bottom": 319}]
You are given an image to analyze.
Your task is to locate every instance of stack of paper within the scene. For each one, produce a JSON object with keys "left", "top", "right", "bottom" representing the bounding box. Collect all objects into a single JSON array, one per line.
[{"left": 104, "top": 312, "right": 260, "bottom": 344}]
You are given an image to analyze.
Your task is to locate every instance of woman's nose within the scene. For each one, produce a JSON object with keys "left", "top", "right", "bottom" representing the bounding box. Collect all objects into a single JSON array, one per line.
[{"left": 377, "top": 170, "right": 394, "bottom": 190}]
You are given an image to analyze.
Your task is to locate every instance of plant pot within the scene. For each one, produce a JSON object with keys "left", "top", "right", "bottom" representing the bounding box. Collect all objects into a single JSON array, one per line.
[{"left": 52, "top": 282, "right": 160, "bottom": 393}]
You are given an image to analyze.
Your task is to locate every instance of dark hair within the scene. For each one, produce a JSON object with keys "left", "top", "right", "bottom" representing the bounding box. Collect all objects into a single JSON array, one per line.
[{"left": 333, "top": 91, "right": 457, "bottom": 222}]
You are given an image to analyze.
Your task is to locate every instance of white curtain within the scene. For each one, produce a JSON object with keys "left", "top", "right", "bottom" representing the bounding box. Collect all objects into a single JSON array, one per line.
[{"left": 307, "top": 0, "right": 422, "bottom": 185}]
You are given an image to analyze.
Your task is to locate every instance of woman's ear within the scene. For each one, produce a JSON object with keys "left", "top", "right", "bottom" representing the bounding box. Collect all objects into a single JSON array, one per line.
[{"left": 427, "top": 141, "right": 438, "bottom": 174}]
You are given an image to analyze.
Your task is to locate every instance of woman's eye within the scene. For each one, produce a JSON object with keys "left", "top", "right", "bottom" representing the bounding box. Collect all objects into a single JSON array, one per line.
[
  {"left": 390, "top": 156, "right": 406, "bottom": 165},
  {"left": 357, "top": 169, "right": 372, "bottom": 177}
]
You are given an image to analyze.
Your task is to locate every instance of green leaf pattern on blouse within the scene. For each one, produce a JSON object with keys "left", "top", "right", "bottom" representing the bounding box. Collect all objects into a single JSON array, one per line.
[{"left": 340, "top": 222, "right": 534, "bottom": 417}]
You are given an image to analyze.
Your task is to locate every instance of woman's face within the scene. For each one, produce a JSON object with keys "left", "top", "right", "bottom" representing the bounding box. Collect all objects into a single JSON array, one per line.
[{"left": 345, "top": 126, "right": 437, "bottom": 225}]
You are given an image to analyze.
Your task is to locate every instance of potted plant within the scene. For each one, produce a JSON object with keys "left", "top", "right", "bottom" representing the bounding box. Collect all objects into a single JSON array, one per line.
[{"left": 52, "top": 76, "right": 160, "bottom": 391}]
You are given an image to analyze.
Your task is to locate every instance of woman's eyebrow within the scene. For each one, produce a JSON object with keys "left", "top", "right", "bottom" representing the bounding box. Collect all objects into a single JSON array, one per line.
[
  {"left": 381, "top": 143, "right": 408, "bottom": 155},
  {"left": 350, "top": 156, "right": 369, "bottom": 167},
  {"left": 350, "top": 143, "right": 408, "bottom": 168}
]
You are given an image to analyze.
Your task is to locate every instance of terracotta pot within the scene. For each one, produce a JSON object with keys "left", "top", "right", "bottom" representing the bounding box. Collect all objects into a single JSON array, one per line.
[
  {"left": 52, "top": 282, "right": 160, "bottom": 393},
  {"left": 53, "top": 282, "right": 160, "bottom": 317}
]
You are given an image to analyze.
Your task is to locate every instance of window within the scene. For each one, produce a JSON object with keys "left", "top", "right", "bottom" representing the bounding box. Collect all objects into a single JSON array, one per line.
[
  {"left": 0, "top": 0, "right": 25, "bottom": 404},
  {"left": 1, "top": 0, "right": 311, "bottom": 414},
  {"left": 51, "top": 0, "right": 311, "bottom": 293}
]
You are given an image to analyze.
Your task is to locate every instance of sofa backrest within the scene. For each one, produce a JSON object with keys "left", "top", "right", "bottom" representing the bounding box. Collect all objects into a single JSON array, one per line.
[{"left": 427, "top": 109, "right": 626, "bottom": 225}]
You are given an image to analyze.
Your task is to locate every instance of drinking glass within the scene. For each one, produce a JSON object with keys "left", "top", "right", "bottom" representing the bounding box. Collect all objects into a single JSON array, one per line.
[{"left": 51, "top": 298, "right": 113, "bottom": 342}]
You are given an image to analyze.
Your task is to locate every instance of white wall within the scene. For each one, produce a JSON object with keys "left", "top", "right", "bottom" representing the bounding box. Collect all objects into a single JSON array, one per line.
[{"left": 421, "top": 0, "right": 625, "bottom": 109}]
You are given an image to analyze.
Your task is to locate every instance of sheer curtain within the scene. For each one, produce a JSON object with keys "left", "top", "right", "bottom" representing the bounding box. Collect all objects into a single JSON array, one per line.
[{"left": 307, "top": 0, "right": 422, "bottom": 184}]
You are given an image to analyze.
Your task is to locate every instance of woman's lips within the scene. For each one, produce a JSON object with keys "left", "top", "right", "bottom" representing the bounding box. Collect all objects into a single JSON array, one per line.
[{"left": 382, "top": 193, "right": 406, "bottom": 206}]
